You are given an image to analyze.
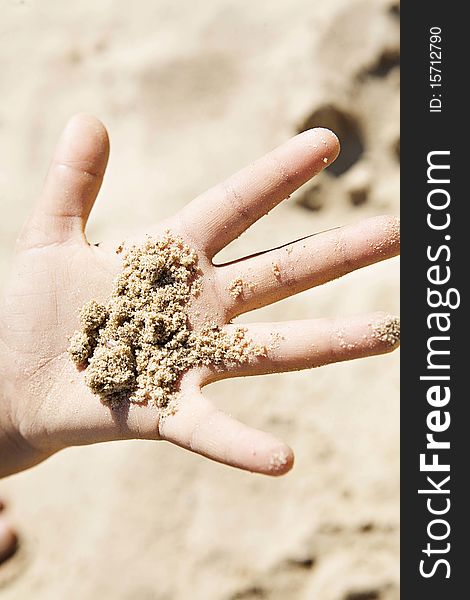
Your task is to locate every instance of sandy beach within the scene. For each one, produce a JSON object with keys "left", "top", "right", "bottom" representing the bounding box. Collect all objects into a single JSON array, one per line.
[{"left": 0, "top": 0, "right": 399, "bottom": 598}]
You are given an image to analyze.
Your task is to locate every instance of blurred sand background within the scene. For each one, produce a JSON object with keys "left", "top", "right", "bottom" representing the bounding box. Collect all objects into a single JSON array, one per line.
[{"left": 0, "top": 0, "right": 399, "bottom": 598}]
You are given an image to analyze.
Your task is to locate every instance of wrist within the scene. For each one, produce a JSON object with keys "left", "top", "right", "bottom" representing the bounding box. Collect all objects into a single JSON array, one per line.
[
  {"left": 0, "top": 419, "right": 36, "bottom": 478},
  {"left": 0, "top": 349, "right": 48, "bottom": 478},
  {"left": 0, "top": 398, "right": 47, "bottom": 478}
]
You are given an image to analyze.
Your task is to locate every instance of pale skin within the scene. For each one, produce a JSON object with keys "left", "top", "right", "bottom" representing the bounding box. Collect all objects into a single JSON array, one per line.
[{"left": 0, "top": 114, "right": 399, "bottom": 559}]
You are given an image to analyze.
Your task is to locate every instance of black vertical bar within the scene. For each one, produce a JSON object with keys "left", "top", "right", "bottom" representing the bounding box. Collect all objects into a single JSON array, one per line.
[{"left": 401, "top": 2, "right": 467, "bottom": 597}]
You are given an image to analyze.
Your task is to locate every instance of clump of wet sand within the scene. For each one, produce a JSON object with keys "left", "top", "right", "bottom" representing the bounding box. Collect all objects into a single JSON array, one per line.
[
  {"left": 69, "top": 233, "right": 264, "bottom": 408},
  {"left": 372, "top": 314, "right": 400, "bottom": 346}
]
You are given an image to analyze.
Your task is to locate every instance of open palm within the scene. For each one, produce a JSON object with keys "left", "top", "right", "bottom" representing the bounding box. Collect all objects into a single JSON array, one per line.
[{"left": 0, "top": 114, "right": 399, "bottom": 477}]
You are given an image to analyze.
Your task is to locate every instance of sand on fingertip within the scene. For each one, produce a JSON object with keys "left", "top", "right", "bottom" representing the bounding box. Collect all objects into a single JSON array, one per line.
[{"left": 371, "top": 314, "right": 400, "bottom": 348}]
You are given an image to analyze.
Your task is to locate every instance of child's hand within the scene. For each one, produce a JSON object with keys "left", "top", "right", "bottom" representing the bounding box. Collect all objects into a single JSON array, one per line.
[{"left": 0, "top": 114, "right": 399, "bottom": 478}]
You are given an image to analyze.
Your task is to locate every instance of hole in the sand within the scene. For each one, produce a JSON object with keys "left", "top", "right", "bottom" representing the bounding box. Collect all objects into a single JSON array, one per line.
[
  {"left": 389, "top": 2, "right": 400, "bottom": 18},
  {"left": 295, "top": 182, "right": 324, "bottom": 211},
  {"left": 367, "top": 48, "right": 400, "bottom": 78},
  {"left": 393, "top": 137, "right": 400, "bottom": 161},
  {"left": 349, "top": 187, "right": 368, "bottom": 207},
  {"left": 285, "top": 556, "right": 316, "bottom": 570},
  {"left": 298, "top": 106, "right": 364, "bottom": 177},
  {"left": 345, "top": 591, "right": 380, "bottom": 600},
  {"left": 232, "top": 586, "right": 267, "bottom": 599}
]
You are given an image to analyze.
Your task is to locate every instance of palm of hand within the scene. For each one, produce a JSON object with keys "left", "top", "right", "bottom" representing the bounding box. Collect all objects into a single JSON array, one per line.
[{"left": 0, "top": 115, "right": 399, "bottom": 476}]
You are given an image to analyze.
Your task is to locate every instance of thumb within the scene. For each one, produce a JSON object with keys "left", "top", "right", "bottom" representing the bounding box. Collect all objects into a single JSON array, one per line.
[{"left": 19, "top": 113, "right": 109, "bottom": 248}]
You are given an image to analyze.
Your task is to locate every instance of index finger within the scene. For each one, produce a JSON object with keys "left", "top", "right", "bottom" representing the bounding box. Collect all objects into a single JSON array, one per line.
[{"left": 177, "top": 128, "right": 339, "bottom": 258}]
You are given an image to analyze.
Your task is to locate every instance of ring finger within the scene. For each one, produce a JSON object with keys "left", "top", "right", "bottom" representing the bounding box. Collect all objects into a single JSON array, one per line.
[{"left": 217, "top": 215, "right": 400, "bottom": 318}]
